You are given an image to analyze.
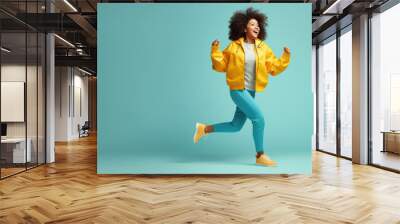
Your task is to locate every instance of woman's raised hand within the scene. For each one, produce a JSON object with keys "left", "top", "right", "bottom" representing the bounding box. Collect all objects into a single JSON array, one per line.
[
  {"left": 212, "top": 39, "right": 220, "bottom": 47},
  {"left": 284, "top": 47, "right": 290, "bottom": 54}
]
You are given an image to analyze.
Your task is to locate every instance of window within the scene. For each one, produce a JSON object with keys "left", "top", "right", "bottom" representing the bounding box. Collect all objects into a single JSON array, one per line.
[
  {"left": 339, "top": 28, "right": 352, "bottom": 158},
  {"left": 371, "top": 3, "right": 400, "bottom": 171},
  {"left": 317, "top": 36, "right": 337, "bottom": 154}
]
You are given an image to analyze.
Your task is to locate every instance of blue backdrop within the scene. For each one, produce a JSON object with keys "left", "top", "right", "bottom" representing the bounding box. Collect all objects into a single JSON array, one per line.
[{"left": 98, "top": 3, "right": 312, "bottom": 174}]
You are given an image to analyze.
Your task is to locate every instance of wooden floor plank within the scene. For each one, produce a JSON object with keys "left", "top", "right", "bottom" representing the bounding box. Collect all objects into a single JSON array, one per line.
[{"left": 1, "top": 133, "right": 400, "bottom": 223}]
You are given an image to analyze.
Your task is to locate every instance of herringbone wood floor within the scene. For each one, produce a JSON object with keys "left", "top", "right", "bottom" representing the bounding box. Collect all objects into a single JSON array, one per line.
[{"left": 1, "top": 133, "right": 400, "bottom": 224}]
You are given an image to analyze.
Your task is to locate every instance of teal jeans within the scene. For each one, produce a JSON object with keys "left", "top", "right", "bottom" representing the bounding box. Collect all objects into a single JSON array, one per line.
[{"left": 212, "top": 89, "right": 265, "bottom": 153}]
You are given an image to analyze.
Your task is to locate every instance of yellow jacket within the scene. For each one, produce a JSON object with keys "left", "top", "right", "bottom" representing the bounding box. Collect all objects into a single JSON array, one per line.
[{"left": 211, "top": 37, "right": 290, "bottom": 92}]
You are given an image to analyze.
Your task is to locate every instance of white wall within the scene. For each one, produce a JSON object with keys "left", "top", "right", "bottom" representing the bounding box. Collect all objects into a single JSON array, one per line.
[
  {"left": 55, "top": 67, "right": 89, "bottom": 141},
  {"left": 1, "top": 64, "right": 46, "bottom": 164},
  {"left": 71, "top": 72, "right": 89, "bottom": 138},
  {"left": 55, "top": 66, "right": 70, "bottom": 141},
  {"left": 1, "top": 65, "right": 41, "bottom": 137},
  {"left": 1, "top": 65, "right": 26, "bottom": 140}
]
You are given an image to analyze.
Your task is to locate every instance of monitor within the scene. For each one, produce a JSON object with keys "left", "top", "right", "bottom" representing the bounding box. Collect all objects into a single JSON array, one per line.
[{"left": 1, "top": 123, "right": 7, "bottom": 137}]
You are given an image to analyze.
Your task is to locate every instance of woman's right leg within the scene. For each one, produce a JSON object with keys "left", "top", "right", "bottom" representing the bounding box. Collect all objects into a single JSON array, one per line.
[{"left": 194, "top": 99, "right": 247, "bottom": 143}]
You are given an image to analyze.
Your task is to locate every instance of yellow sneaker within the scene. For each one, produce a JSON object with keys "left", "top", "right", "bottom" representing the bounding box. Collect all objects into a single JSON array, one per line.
[
  {"left": 193, "top": 122, "right": 207, "bottom": 144},
  {"left": 256, "top": 154, "right": 277, "bottom": 167}
]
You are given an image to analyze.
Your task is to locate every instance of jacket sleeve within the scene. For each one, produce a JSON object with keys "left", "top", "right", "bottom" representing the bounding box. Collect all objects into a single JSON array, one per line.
[
  {"left": 265, "top": 45, "right": 290, "bottom": 76},
  {"left": 210, "top": 43, "right": 230, "bottom": 73}
]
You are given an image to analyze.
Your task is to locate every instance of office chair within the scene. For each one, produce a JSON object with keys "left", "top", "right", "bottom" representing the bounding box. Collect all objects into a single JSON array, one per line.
[{"left": 78, "top": 121, "right": 90, "bottom": 138}]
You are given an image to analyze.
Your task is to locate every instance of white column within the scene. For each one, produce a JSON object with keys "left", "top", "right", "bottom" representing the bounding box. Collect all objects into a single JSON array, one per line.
[
  {"left": 352, "top": 14, "right": 369, "bottom": 164},
  {"left": 46, "top": 33, "right": 55, "bottom": 163},
  {"left": 46, "top": 1, "right": 55, "bottom": 163}
]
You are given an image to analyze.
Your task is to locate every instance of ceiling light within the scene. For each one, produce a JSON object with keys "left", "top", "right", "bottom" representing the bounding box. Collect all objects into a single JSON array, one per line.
[
  {"left": 54, "top": 34, "right": 75, "bottom": 48},
  {"left": 323, "top": 0, "right": 341, "bottom": 14},
  {"left": 1, "top": 47, "right": 11, "bottom": 53},
  {"left": 78, "top": 67, "right": 93, "bottom": 76},
  {"left": 322, "top": 0, "right": 351, "bottom": 15},
  {"left": 63, "top": 0, "right": 78, "bottom": 12}
]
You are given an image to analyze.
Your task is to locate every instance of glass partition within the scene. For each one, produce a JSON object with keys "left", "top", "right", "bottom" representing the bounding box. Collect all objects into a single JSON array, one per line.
[
  {"left": 0, "top": 1, "right": 46, "bottom": 179},
  {"left": 27, "top": 30, "right": 38, "bottom": 169},
  {"left": 1, "top": 31, "right": 28, "bottom": 177}
]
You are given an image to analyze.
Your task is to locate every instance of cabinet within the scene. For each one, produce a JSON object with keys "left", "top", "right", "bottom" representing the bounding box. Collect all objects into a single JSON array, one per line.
[{"left": 382, "top": 131, "right": 400, "bottom": 154}]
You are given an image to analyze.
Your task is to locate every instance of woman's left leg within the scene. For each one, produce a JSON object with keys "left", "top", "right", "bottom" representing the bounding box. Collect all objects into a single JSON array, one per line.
[
  {"left": 228, "top": 90, "right": 276, "bottom": 166},
  {"left": 228, "top": 90, "right": 265, "bottom": 153}
]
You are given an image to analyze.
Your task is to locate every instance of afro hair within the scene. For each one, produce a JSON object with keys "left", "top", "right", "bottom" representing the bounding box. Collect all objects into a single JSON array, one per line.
[{"left": 228, "top": 7, "right": 268, "bottom": 41}]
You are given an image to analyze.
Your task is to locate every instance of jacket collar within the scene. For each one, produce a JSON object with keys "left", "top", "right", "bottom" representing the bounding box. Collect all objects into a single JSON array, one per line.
[{"left": 235, "top": 37, "right": 262, "bottom": 48}]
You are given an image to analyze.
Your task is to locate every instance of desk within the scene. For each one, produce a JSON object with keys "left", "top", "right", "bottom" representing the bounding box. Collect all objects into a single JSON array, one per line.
[
  {"left": 381, "top": 131, "right": 400, "bottom": 154},
  {"left": 1, "top": 138, "right": 32, "bottom": 163}
]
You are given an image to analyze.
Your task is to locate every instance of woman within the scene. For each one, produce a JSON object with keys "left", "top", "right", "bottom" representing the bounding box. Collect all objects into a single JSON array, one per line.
[{"left": 193, "top": 7, "right": 291, "bottom": 167}]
